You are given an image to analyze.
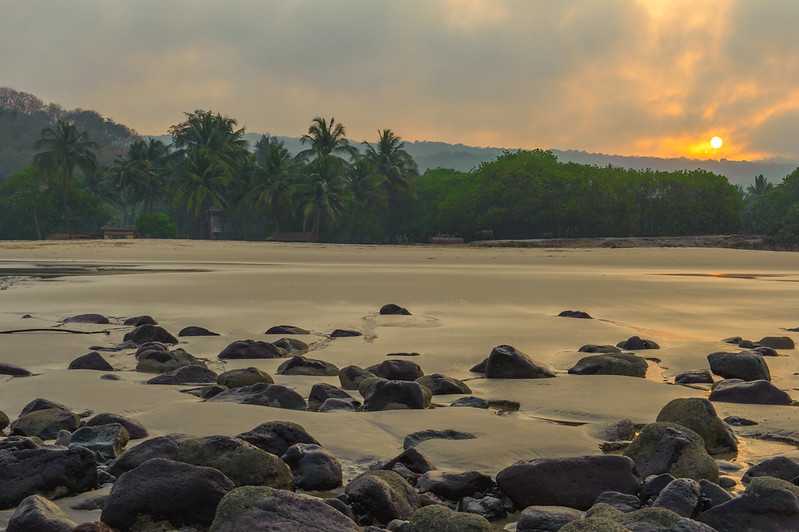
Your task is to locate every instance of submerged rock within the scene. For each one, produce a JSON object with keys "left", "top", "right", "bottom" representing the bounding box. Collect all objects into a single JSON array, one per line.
[
  {"left": 331, "top": 328, "right": 363, "bottom": 338},
  {"left": 64, "top": 313, "right": 109, "bottom": 324},
  {"left": 68, "top": 351, "right": 113, "bottom": 371},
  {"left": 218, "top": 339, "right": 284, "bottom": 359},
  {"left": 209, "top": 383, "right": 307, "bottom": 410},
  {"left": 709, "top": 379, "right": 792, "bottom": 405},
  {"left": 368, "top": 359, "right": 425, "bottom": 381},
  {"left": 265, "top": 325, "right": 310, "bottom": 335},
  {"left": 655, "top": 398, "right": 738, "bottom": 455},
  {"left": 0, "top": 362, "right": 32, "bottom": 377},
  {"left": 178, "top": 325, "right": 219, "bottom": 336},
  {"left": 217, "top": 367, "right": 273, "bottom": 388},
  {"left": 416, "top": 373, "right": 472, "bottom": 394},
  {"left": 277, "top": 355, "right": 339, "bottom": 376},
  {"left": 578, "top": 344, "right": 622, "bottom": 354},
  {"left": 482, "top": 345, "right": 556, "bottom": 379},
  {"left": 568, "top": 353, "right": 648, "bottom": 377},
  {"left": 380, "top": 303, "right": 411, "bottom": 315},
  {"left": 403, "top": 429, "right": 476, "bottom": 449},
  {"left": 147, "top": 364, "right": 218, "bottom": 384},
  {"left": 616, "top": 336, "right": 660, "bottom": 350},
  {"left": 124, "top": 324, "right": 178, "bottom": 345},
  {"left": 124, "top": 315, "right": 157, "bottom": 327}
]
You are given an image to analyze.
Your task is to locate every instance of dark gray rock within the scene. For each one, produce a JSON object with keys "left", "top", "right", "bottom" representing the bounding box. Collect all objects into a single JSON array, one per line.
[
  {"left": 69, "top": 423, "right": 130, "bottom": 461},
  {"left": 6, "top": 494, "right": 76, "bottom": 532},
  {"left": 101, "top": 458, "right": 235, "bottom": 530},
  {"left": 516, "top": 505, "right": 584, "bottom": 531},
  {"left": 124, "top": 315, "right": 157, "bottom": 326},
  {"left": 0, "top": 410, "right": 8, "bottom": 432},
  {"left": 217, "top": 367, "right": 273, "bottom": 388},
  {"left": 237, "top": 421, "right": 319, "bottom": 456},
  {"left": 368, "top": 360, "right": 425, "bottom": 381},
  {"left": 640, "top": 473, "right": 677, "bottom": 502},
  {"left": 147, "top": 364, "right": 218, "bottom": 384},
  {"left": 568, "top": 353, "right": 648, "bottom": 377},
  {"left": 64, "top": 314, "right": 109, "bottom": 324},
  {"left": 652, "top": 478, "right": 700, "bottom": 517},
  {"left": 616, "top": 336, "right": 660, "bottom": 350},
  {"left": 595, "top": 491, "right": 641, "bottom": 512},
  {"left": 450, "top": 396, "right": 490, "bottom": 409},
  {"left": 209, "top": 383, "right": 307, "bottom": 410},
  {"left": 709, "top": 379, "right": 792, "bottom": 405},
  {"left": 11, "top": 408, "right": 80, "bottom": 440},
  {"left": 181, "top": 384, "right": 227, "bottom": 399},
  {"left": 578, "top": 345, "right": 622, "bottom": 354},
  {"left": 675, "top": 370, "right": 714, "bottom": 385},
  {"left": 178, "top": 325, "right": 219, "bottom": 336},
  {"left": 483, "top": 345, "right": 556, "bottom": 379},
  {"left": 698, "top": 479, "right": 732, "bottom": 510},
  {"left": 319, "top": 397, "right": 360, "bottom": 412},
  {"left": 364, "top": 380, "right": 431, "bottom": 411},
  {"left": 218, "top": 339, "right": 284, "bottom": 359},
  {"left": 68, "top": 351, "right": 113, "bottom": 371},
  {"left": 0, "top": 362, "right": 32, "bottom": 377},
  {"left": 346, "top": 470, "right": 419, "bottom": 524},
  {"left": 699, "top": 476, "right": 799, "bottom": 531},
  {"left": 459, "top": 494, "right": 510, "bottom": 521},
  {"left": 124, "top": 324, "right": 178, "bottom": 345},
  {"left": 340, "top": 365, "right": 377, "bottom": 390},
  {"left": 331, "top": 328, "right": 363, "bottom": 338},
  {"left": 742, "top": 456, "right": 799, "bottom": 484},
  {"left": 403, "top": 429, "right": 476, "bottom": 449},
  {"left": 417, "top": 470, "right": 494, "bottom": 501},
  {"left": 277, "top": 355, "right": 339, "bottom": 376},
  {"left": 383, "top": 448, "right": 435, "bottom": 475},
  {"left": 416, "top": 373, "right": 472, "bottom": 395},
  {"left": 752, "top": 346, "right": 778, "bottom": 356},
  {"left": 380, "top": 304, "right": 411, "bottom": 315},
  {"left": 624, "top": 423, "right": 719, "bottom": 482},
  {"left": 308, "top": 383, "right": 356, "bottom": 410},
  {"left": 707, "top": 351, "right": 771, "bottom": 381},
  {"left": 282, "top": 443, "right": 343, "bottom": 491},
  {"left": 409, "top": 505, "right": 491, "bottom": 532},
  {"left": 0, "top": 446, "right": 97, "bottom": 509},
  {"left": 266, "top": 325, "right": 310, "bottom": 335},
  {"left": 559, "top": 310, "right": 592, "bottom": 319},
  {"left": 136, "top": 346, "right": 204, "bottom": 373},
  {"left": 108, "top": 434, "right": 190, "bottom": 477},
  {"left": 655, "top": 398, "right": 737, "bottom": 455},
  {"left": 496, "top": 455, "right": 640, "bottom": 510},
  {"left": 273, "top": 337, "right": 309, "bottom": 354},
  {"left": 20, "top": 398, "right": 69, "bottom": 416},
  {"left": 85, "top": 413, "right": 148, "bottom": 439},
  {"left": 758, "top": 336, "right": 794, "bottom": 349}
]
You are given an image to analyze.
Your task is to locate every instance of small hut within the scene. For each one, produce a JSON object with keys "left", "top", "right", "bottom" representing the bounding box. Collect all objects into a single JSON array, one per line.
[{"left": 102, "top": 226, "right": 137, "bottom": 239}]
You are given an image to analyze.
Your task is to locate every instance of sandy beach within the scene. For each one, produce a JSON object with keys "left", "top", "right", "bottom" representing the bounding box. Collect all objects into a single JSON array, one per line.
[{"left": 1, "top": 239, "right": 799, "bottom": 528}]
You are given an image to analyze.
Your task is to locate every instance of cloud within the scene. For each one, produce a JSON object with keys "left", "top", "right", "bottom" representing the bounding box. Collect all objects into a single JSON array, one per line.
[{"left": 0, "top": 0, "right": 796, "bottom": 160}]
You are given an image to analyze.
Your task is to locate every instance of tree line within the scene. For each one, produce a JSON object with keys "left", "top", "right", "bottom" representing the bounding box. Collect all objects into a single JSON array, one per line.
[{"left": 0, "top": 109, "right": 795, "bottom": 243}]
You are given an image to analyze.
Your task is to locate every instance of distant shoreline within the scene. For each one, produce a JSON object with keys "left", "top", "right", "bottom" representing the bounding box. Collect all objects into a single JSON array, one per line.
[{"left": 468, "top": 234, "right": 786, "bottom": 250}]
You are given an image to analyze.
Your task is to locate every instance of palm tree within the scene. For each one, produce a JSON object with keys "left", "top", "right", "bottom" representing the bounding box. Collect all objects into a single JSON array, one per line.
[
  {"left": 747, "top": 175, "right": 772, "bottom": 197},
  {"left": 250, "top": 135, "right": 296, "bottom": 232},
  {"left": 347, "top": 155, "right": 385, "bottom": 241},
  {"left": 298, "top": 117, "right": 356, "bottom": 162},
  {"left": 33, "top": 119, "right": 97, "bottom": 229},
  {"left": 126, "top": 138, "right": 171, "bottom": 213}
]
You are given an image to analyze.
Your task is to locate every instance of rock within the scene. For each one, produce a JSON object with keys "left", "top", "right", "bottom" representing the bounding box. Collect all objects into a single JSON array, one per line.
[
  {"left": 0, "top": 362, "right": 32, "bottom": 377},
  {"left": 742, "top": 456, "right": 799, "bottom": 484},
  {"left": 758, "top": 336, "right": 794, "bottom": 349},
  {"left": 309, "top": 383, "right": 356, "bottom": 410},
  {"left": 273, "top": 337, "right": 309, "bottom": 354},
  {"left": 108, "top": 434, "right": 189, "bottom": 477},
  {"left": 722, "top": 336, "right": 743, "bottom": 345},
  {"left": 209, "top": 486, "right": 360, "bottom": 532},
  {"left": 331, "top": 328, "right": 363, "bottom": 338},
  {"left": 409, "top": 505, "right": 491, "bottom": 532},
  {"left": 416, "top": 373, "right": 472, "bottom": 395},
  {"left": 100, "top": 373, "right": 119, "bottom": 381},
  {"left": 364, "top": 380, "right": 432, "bottom": 411},
  {"left": 177, "top": 435, "right": 293, "bottom": 488},
  {"left": 579, "top": 505, "right": 717, "bottom": 532},
  {"left": 383, "top": 448, "right": 435, "bottom": 475},
  {"left": 559, "top": 310, "right": 593, "bottom": 319},
  {"left": 387, "top": 352, "right": 421, "bottom": 357},
  {"left": 217, "top": 367, "right": 273, "bottom": 388},
  {"left": 0, "top": 435, "right": 41, "bottom": 452},
  {"left": 403, "top": 429, "right": 476, "bottom": 449},
  {"left": 237, "top": 421, "right": 320, "bottom": 456},
  {"left": 0, "top": 446, "right": 97, "bottom": 509},
  {"left": 752, "top": 346, "right": 778, "bottom": 356},
  {"left": 496, "top": 455, "right": 640, "bottom": 510},
  {"left": 675, "top": 370, "right": 714, "bottom": 385},
  {"left": 0, "top": 410, "right": 8, "bottom": 431},
  {"left": 20, "top": 398, "right": 69, "bottom": 416},
  {"left": 86, "top": 412, "right": 149, "bottom": 441},
  {"left": 320, "top": 398, "right": 360, "bottom": 412},
  {"left": 592, "top": 419, "right": 637, "bottom": 442},
  {"left": 718, "top": 476, "right": 737, "bottom": 489},
  {"left": 327, "top": 498, "right": 357, "bottom": 522},
  {"left": 616, "top": 336, "right": 659, "bottom": 350},
  {"left": 136, "top": 346, "right": 204, "bottom": 373},
  {"left": 739, "top": 339, "right": 759, "bottom": 348},
  {"left": 516, "top": 505, "right": 585, "bottom": 532},
  {"left": 594, "top": 491, "right": 641, "bottom": 512},
  {"left": 459, "top": 494, "right": 509, "bottom": 521},
  {"left": 179, "top": 325, "right": 219, "bottom": 336},
  {"left": 68, "top": 351, "right": 114, "bottom": 371},
  {"left": 339, "top": 365, "right": 377, "bottom": 390},
  {"left": 72, "top": 523, "right": 114, "bottom": 532},
  {"left": 266, "top": 325, "right": 310, "bottom": 335},
  {"left": 101, "top": 458, "right": 235, "bottom": 530},
  {"left": 346, "top": 470, "right": 419, "bottom": 524},
  {"left": 568, "top": 353, "right": 648, "bottom": 377},
  {"left": 64, "top": 314, "right": 109, "bottom": 324},
  {"left": 6, "top": 494, "right": 76, "bottom": 532},
  {"left": 368, "top": 359, "right": 425, "bottom": 381},
  {"left": 656, "top": 398, "right": 738, "bottom": 455},
  {"left": 123, "top": 324, "right": 178, "bottom": 345},
  {"left": 209, "top": 383, "right": 308, "bottom": 410},
  {"left": 277, "top": 355, "right": 339, "bottom": 376},
  {"left": 707, "top": 351, "right": 771, "bottom": 381},
  {"left": 640, "top": 473, "right": 677, "bottom": 502},
  {"left": 218, "top": 339, "right": 284, "bottom": 359},
  {"left": 124, "top": 315, "right": 157, "bottom": 326},
  {"left": 578, "top": 345, "right": 622, "bottom": 354},
  {"left": 450, "top": 396, "right": 489, "bottom": 409},
  {"left": 55, "top": 430, "right": 70, "bottom": 446},
  {"left": 623, "top": 423, "right": 719, "bottom": 482},
  {"left": 698, "top": 479, "right": 732, "bottom": 509},
  {"left": 11, "top": 408, "right": 80, "bottom": 440},
  {"left": 483, "top": 345, "right": 556, "bottom": 379},
  {"left": 699, "top": 476, "right": 799, "bottom": 531},
  {"left": 417, "top": 470, "right": 494, "bottom": 500},
  {"left": 652, "top": 478, "right": 700, "bottom": 517},
  {"left": 181, "top": 384, "right": 227, "bottom": 399},
  {"left": 281, "top": 443, "right": 342, "bottom": 491},
  {"left": 709, "top": 379, "right": 792, "bottom": 405},
  {"left": 69, "top": 423, "right": 130, "bottom": 460},
  {"left": 380, "top": 304, "right": 411, "bottom": 315},
  {"left": 147, "top": 364, "right": 218, "bottom": 384},
  {"left": 469, "top": 359, "right": 487, "bottom": 373},
  {"left": 359, "top": 376, "right": 387, "bottom": 398}
]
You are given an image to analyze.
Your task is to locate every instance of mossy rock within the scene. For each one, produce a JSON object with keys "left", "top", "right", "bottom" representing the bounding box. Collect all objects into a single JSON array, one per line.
[
  {"left": 624, "top": 422, "right": 719, "bottom": 482},
  {"left": 656, "top": 398, "right": 737, "bottom": 455},
  {"left": 409, "top": 505, "right": 491, "bottom": 532}
]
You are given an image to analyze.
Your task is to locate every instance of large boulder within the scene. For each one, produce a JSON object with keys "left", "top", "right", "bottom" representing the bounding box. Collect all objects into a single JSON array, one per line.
[
  {"left": 568, "top": 353, "right": 648, "bottom": 377},
  {"left": 742, "top": 456, "right": 799, "bottom": 484},
  {"left": 237, "top": 421, "right": 320, "bottom": 456},
  {"left": 209, "top": 383, "right": 308, "bottom": 410},
  {"left": 69, "top": 423, "right": 130, "bottom": 461},
  {"left": 699, "top": 476, "right": 799, "bottom": 531},
  {"left": 566, "top": 505, "right": 715, "bottom": 532},
  {"left": 10, "top": 408, "right": 79, "bottom": 440},
  {"left": 656, "top": 398, "right": 738, "bottom": 455},
  {"left": 281, "top": 443, "right": 342, "bottom": 491},
  {"left": 64, "top": 313, "right": 109, "bottom": 324},
  {"left": 108, "top": 434, "right": 189, "bottom": 477},
  {"left": 101, "top": 458, "right": 235, "bottom": 530},
  {"left": 409, "top": 505, "right": 491, "bottom": 532},
  {"left": 147, "top": 364, "right": 218, "bottom": 384},
  {"left": 209, "top": 486, "right": 360, "bottom": 532},
  {"left": 6, "top": 494, "right": 76, "bottom": 532},
  {"left": 380, "top": 303, "right": 411, "bottom": 315},
  {"left": 707, "top": 351, "right": 771, "bottom": 381},
  {"left": 417, "top": 470, "right": 494, "bottom": 501},
  {"left": 219, "top": 339, "right": 284, "bottom": 359},
  {"left": 339, "top": 365, "right": 377, "bottom": 390},
  {"left": 308, "top": 382, "right": 357, "bottom": 411},
  {"left": 367, "top": 359, "right": 424, "bottom": 381},
  {"left": 136, "top": 345, "right": 204, "bottom": 373},
  {"left": 363, "top": 380, "right": 431, "bottom": 411},
  {"left": 68, "top": 351, "right": 113, "bottom": 371},
  {"left": 266, "top": 325, "right": 310, "bottom": 335},
  {"left": 217, "top": 367, "right": 274, "bottom": 388},
  {"left": 0, "top": 447, "right": 97, "bottom": 509},
  {"left": 616, "top": 336, "right": 660, "bottom": 350},
  {"left": 709, "top": 379, "right": 792, "bottom": 405},
  {"left": 482, "top": 345, "right": 556, "bottom": 379},
  {"left": 758, "top": 336, "right": 794, "bottom": 349},
  {"left": 85, "top": 413, "right": 148, "bottom": 439},
  {"left": 516, "top": 506, "right": 585, "bottom": 532},
  {"left": 20, "top": 398, "right": 69, "bottom": 416},
  {"left": 179, "top": 325, "right": 219, "bottom": 336},
  {"left": 623, "top": 423, "right": 719, "bottom": 482},
  {"left": 0, "top": 362, "right": 32, "bottom": 377},
  {"left": 345, "top": 470, "right": 419, "bottom": 524},
  {"left": 496, "top": 455, "right": 639, "bottom": 510},
  {"left": 123, "top": 324, "right": 178, "bottom": 345},
  {"left": 277, "top": 355, "right": 339, "bottom": 376},
  {"left": 177, "top": 435, "right": 293, "bottom": 489},
  {"left": 416, "top": 374, "right": 472, "bottom": 395}
]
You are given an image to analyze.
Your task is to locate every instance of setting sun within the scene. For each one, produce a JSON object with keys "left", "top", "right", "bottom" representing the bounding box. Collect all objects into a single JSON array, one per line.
[{"left": 710, "top": 136, "right": 724, "bottom": 150}]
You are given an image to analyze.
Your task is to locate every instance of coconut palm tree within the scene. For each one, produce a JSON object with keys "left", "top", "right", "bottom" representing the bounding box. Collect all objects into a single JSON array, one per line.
[
  {"left": 346, "top": 155, "right": 385, "bottom": 241},
  {"left": 33, "top": 119, "right": 97, "bottom": 229},
  {"left": 297, "top": 116, "right": 357, "bottom": 162},
  {"left": 747, "top": 174, "right": 772, "bottom": 197},
  {"left": 250, "top": 135, "right": 296, "bottom": 232},
  {"left": 295, "top": 157, "right": 348, "bottom": 236}
]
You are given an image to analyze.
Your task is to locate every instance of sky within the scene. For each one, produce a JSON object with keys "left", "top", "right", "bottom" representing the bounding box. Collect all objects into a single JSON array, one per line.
[{"left": 1, "top": 0, "right": 798, "bottom": 161}]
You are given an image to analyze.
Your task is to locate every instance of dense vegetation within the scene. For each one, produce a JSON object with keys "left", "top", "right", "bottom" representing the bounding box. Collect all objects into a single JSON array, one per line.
[{"left": 0, "top": 88, "right": 796, "bottom": 244}]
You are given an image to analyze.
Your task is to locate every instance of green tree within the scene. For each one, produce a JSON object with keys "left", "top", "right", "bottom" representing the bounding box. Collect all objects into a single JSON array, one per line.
[
  {"left": 250, "top": 135, "right": 296, "bottom": 232},
  {"left": 298, "top": 116, "right": 356, "bottom": 162},
  {"left": 295, "top": 158, "right": 348, "bottom": 236}
]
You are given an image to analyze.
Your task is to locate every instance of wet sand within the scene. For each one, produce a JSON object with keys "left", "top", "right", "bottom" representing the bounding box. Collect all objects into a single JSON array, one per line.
[{"left": 1, "top": 239, "right": 799, "bottom": 525}]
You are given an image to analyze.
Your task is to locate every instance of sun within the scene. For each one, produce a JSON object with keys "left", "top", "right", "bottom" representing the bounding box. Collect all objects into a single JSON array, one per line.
[{"left": 710, "top": 136, "right": 724, "bottom": 150}]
